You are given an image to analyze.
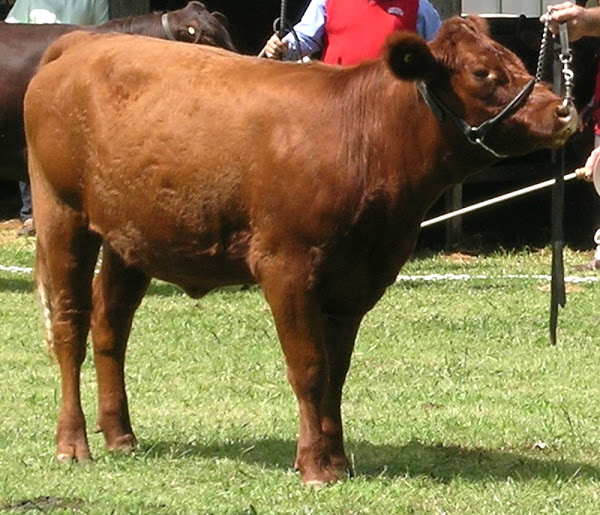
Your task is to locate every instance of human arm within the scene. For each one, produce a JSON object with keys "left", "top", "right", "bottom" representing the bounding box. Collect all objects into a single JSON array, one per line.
[
  {"left": 260, "top": 0, "right": 325, "bottom": 60},
  {"left": 417, "top": 0, "right": 442, "bottom": 41},
  {"left": 542, "top": 2, "right": 600, "bottom": 41},
  {"left": 583, "top": 146, "right": 600, "bottom": 182}
]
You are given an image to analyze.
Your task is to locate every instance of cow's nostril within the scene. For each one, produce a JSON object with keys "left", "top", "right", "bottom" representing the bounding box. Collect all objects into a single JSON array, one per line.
[{"left": 556, "top": 103, "right": 574, "bottom": 119}]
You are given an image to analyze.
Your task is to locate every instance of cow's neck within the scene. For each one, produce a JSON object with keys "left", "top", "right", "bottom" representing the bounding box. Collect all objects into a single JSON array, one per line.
[
  {"left": 91, "top": 13, "right": 160, "bottom": 37},
  {"left": 354, "top": 78, "right": 495, "bottom": 228}
]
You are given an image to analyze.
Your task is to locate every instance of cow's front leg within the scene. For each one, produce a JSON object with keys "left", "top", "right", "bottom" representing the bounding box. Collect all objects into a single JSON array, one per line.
[
  {"left": 320, "top": 314, "right": 362, "bottom": 477},
  {"left": 261, "top": 273, "right": 342, "bottom": 486},
  {"left": 91, "top": 245, "right": 150, "bottom": 453}
]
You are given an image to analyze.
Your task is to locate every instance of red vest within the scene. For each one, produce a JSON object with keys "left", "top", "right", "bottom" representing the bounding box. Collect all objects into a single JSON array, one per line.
[{"left": 323, "top": 0, "right": 418, "bottom": 65}]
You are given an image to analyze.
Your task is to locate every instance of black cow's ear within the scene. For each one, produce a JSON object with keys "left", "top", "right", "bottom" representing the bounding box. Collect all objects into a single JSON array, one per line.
[
  {"left": 211, "top": 11, "right": 228, "bottom": 29},
  {"left": 384, "top": 32, "right": 438, "bottom": 81}
]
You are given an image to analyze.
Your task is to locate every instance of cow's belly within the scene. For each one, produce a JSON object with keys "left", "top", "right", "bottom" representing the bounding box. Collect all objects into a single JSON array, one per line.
[
  {"left": 84, "top": 180, "right": 255, "bottom": 297},
  {"left": 100, "top": 223, "right": 255, "bottom": 298}
]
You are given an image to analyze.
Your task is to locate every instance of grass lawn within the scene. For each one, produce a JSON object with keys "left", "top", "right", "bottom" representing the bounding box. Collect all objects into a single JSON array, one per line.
[{"left": 0, "top": 220, "right": 599, "bottom": 514}]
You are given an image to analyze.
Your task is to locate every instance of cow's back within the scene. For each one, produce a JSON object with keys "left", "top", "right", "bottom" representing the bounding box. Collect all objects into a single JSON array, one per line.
[
  {"left": 27, "top": 32, "right": 391, "bottom": 275},
  {"left": 26, "top": 32, "right": 371, "bottom": 290}
]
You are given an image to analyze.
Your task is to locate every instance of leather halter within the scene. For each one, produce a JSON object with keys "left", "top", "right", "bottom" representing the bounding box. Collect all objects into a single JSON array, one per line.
[
  {"left": 161, "top": 12, "right": 176, "bottom": 41},
  {"left": 161, "top": 12, "right": 201, "bottom": 44},
  {"left": 417, "top": 78, "right": 535, "bottom": 159}
]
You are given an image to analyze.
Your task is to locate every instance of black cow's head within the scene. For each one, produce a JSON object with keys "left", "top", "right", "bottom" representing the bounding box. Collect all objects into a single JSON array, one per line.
[{"left": 164, "top": 1, "right": 236, "bottom": 52}]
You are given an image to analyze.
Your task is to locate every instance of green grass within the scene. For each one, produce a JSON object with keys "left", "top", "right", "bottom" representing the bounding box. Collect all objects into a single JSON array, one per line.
[{"left": 0, "top": 230, "right": 599, "bottom": 514}]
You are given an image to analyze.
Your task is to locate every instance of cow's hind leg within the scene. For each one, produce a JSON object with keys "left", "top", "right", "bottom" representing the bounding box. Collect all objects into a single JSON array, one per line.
[
  {"left": 320, "top": 314, "right": 362, "bottom": 477},
  {"left": 91, "top": 244, "right": 150, "bottom": 453},
  {"left": 35, "top": 209, "right": 101, "bottom": 463}
]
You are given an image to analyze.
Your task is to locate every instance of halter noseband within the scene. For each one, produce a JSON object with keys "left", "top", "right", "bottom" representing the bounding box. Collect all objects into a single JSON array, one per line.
[{"left": 417, "top": 78, "right": 535, "bottom": 159}]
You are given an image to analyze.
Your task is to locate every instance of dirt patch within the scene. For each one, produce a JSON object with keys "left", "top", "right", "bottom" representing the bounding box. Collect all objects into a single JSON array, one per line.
[
  {"left": 537, "top": 283, "right": 585, "bottom": 294},
  {"left": 0, "top": 219, "right": 22, "bottom": 243},
  {"left": 442, "top": 252, "right": 476, "bottom": 264}
]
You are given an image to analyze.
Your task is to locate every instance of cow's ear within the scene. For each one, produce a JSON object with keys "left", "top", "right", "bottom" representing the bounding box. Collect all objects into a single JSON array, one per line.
[
  {"left": 461, "top": 14, "right": 490, "bottom": 36},
  {"left": 384, "top": 32, "right": 439, "bottom": 81},
  {"left": 211, "top": 11, "right": 228, "bottom": 29}
]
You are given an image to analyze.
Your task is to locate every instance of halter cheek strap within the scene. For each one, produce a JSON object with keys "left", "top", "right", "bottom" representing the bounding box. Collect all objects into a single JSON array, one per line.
[{"left": 417, "top": 78, "right": 535, "bottom": 159}]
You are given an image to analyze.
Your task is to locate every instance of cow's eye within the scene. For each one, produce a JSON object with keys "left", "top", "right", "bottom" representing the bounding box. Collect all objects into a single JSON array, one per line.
[{"left": 473, "top": 68, "right": 491, "bottom": 80}]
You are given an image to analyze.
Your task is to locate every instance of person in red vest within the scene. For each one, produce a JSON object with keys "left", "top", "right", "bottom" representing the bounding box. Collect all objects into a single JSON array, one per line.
[
  {"left": 545, "top": 2, "right": 600, "bottom": 270},
  {"left": 261, "top": 0, "right": 441, "bottom": 65}
]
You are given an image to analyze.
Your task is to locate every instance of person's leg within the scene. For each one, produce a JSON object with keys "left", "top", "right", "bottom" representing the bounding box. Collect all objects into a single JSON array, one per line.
[{"left": 18, "top": 180, "right": 34, "bottom": 236}]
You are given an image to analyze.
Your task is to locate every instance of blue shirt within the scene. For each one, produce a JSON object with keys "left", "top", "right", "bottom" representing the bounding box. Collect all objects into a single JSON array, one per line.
[{"left": 282, "top": 0, "right": 441, "bottom": 60}]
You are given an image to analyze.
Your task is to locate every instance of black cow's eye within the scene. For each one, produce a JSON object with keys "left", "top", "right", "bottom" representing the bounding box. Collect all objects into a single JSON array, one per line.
[{"left": 473, "top": 68, "right": 490, "bottom": 80}]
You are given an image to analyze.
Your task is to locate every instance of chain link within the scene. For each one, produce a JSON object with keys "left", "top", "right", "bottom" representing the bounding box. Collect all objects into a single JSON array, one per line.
[
  {"left": 535, "top": 6, "right": 553, "bottom": 83},
  {"left": 535, "top": 6, "right": 574, "bottom": 107}
]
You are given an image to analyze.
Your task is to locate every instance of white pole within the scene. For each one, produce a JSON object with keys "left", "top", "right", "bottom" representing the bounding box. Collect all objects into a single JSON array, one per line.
[{"left": 420, "top": 170, "right": 583, "bottom": 228}]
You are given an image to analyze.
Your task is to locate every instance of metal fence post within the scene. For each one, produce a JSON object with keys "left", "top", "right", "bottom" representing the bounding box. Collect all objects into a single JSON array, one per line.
[{"left": 430, "top": 0, "right": 463, "bottom": 248}]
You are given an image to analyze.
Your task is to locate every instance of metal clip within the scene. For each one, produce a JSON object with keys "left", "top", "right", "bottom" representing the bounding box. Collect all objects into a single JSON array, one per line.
[{"left": 558, "top": 23, "right": 574, "bottom": 103}]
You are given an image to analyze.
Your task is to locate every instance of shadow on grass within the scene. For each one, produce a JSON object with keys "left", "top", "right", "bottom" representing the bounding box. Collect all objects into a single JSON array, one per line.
[
  {"left": 0, "top": 275, "right": 33, "bottom": 294},
  {"left": 146, "top": 281, "right": 258, "bottom": 297},
  {"left": 137, "top": 437, "right": 600, "bottom": 483}
]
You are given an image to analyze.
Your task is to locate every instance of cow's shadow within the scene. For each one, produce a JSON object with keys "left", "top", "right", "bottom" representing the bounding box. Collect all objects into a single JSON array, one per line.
[
  {"left": 136, "top": 438, "right": 600, "bottom": 482},
  {"left": 0, "top": 275, "right": 33, "bottom": 294}
]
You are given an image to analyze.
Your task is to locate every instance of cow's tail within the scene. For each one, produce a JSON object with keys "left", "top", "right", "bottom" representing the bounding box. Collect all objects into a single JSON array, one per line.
[
  {"left": 35, "top": 248, "right": 55, "bottom": 356},
  {"left": 40, "top": 30, "right": 98, "bottom": 68}
]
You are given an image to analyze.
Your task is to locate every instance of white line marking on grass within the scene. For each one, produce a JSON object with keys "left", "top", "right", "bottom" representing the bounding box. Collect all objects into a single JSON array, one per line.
[
  {"left": 396, "top": 273, "right": 598, "bottom": 283},
  {"left": 1, "top": 264, "right": 597, "bottom": 284},
  {"left": 0, "top": 264, "right": 32, "bottom": 274}
]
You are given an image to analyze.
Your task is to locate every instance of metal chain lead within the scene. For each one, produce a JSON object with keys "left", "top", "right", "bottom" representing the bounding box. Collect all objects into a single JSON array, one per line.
[
  {"left": 535, "top": 6, "right": 553, "bottom": 82},
  {"left": 535, "top": 7, "right": 574, "bottom": 107}
]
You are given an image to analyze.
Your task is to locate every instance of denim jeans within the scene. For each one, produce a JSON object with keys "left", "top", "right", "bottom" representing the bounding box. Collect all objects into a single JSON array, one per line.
[{"left": 19, "top": 180, "right": 32, "bottom": 222}]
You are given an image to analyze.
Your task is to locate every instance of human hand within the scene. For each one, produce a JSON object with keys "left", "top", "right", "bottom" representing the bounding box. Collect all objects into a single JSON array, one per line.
[
  {"left": 583, "top": 146, "right": 600, "bottom": 182},
  {"left": 260, "top": 33, "right": 288, "bottom": 59},
  {"left": 541, "top": 2, "right": 600, "bottom": 42}
]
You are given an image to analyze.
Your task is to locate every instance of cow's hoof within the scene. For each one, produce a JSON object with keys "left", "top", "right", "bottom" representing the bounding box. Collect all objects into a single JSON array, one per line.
[
  {"left": 107, "top": 434, "right": 137, "bottom": 453},
  {"left": 56, "top": 451, "right": 92, "bottom": 464},
  {"left": 330, "top": 456, "right": 353, "bottom": 477},
  {"left": 301, "top": 466, "right": 348, "bottom": 487},
  {"left": 304, "top": 479, "right": 328, "bottom": 489}
]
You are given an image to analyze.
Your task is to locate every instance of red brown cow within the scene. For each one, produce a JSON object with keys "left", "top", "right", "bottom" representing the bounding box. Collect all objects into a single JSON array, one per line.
[
  {"left": 24, "top": 16, "right": 576, "bottom": 486},
  {"left": 0, "top": 1, "right": 234, "bottom": 182}
]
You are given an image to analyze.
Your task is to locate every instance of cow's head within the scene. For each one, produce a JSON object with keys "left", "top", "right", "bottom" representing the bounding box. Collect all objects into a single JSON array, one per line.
[
  {"left": 384, "top": 16, "right": 577, "bottom": 159},
  {"left": 163, "top": 1, "right": 236, "bottom": 51}
]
